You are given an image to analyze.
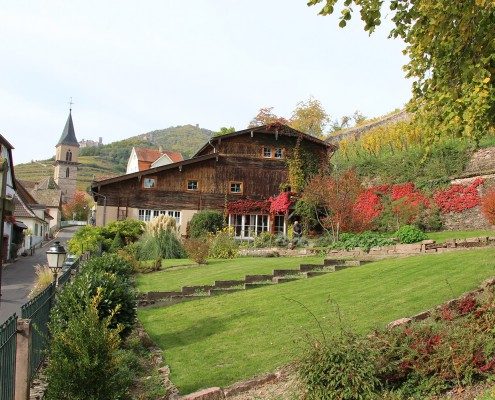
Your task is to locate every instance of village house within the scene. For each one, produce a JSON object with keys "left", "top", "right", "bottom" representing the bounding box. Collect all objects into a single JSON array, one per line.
[
  {"left": 91, "top": 123, "right": 336, "bottom": 238},
  {"left": 126, "top": 146, "right": 183, "bottom": 174},
  {"left": 13, "top": 179, "right": 52, "bottom": 253},
  {"left": 0, "top": 134, "right": 18, "bottom": 261}
]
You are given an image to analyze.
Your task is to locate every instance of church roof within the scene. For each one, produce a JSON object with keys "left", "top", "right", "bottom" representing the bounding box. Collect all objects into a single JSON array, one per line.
[{"left": 57, "top": 111, "right": 79, "bottom": 147}]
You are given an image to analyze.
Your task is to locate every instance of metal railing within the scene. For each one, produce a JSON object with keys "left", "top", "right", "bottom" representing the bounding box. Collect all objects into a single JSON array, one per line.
[
  {"left": 21, "top": 283, "right": 56, "bottom": 380},
  {"left": 0, "top": 315, "right": 17, "bottom": 400}
]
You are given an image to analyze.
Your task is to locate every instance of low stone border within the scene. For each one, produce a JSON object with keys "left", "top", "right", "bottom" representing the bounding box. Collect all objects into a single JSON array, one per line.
[
  {"left": 387, "top": 276, "right": 495, "bottom": 329},
  {"left": 179, "top": 369, "right": 290, "bottom": 400},
  {"left": 328, "top": 236, "right": 495, "bottom": 259}
]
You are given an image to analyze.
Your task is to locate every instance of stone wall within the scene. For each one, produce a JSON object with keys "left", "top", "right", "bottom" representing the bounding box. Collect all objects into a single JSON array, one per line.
[{"left": 442, "top": 206, "right": 493, "bottom": 230}]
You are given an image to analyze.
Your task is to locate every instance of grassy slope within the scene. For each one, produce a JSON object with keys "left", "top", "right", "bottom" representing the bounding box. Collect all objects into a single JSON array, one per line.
[
  {"left": 136, "top": 256, "right": 325, "bottom": 293},
  {"left": 138, "top": 248, "right": 495, "bottom": 394}
]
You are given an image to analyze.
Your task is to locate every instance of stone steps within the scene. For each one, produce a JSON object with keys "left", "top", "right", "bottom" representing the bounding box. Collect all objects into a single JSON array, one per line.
[{"left": 139, "top": 257, "right": 373, "bottom": 306}]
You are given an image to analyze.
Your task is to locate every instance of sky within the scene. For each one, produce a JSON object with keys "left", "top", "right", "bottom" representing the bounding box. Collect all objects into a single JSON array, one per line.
[{"left": 1, "top": 1, "right": 412, "bottom": 165}]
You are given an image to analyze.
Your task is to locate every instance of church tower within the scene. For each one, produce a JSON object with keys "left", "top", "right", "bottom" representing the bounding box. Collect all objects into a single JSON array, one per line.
[{"left": 54, "top": 109, "right": 80, "bottom": 203}]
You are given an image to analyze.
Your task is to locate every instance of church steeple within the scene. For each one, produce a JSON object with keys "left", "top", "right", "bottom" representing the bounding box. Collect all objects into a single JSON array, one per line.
[
  {"left": 57, "top": 111, "right": 80, "bottom": 147},
  {"left": 54, "top": 107, "right": 80, "bottom": 203}
]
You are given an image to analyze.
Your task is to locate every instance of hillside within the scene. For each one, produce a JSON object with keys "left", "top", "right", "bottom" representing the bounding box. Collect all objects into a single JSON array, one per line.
[{"left": 14, "top": 124, "right": 214, "bottom": 191}]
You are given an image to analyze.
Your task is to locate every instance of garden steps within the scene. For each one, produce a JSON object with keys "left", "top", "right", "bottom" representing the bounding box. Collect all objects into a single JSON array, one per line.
[{"left": 139, "top": 257, "right": 374, "bottom": 306}]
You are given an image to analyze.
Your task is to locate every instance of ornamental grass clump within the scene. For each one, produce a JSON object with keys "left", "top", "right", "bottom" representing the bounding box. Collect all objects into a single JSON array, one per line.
[
  {"left": 138, "top": 215, "right": 186, "bottom": 268},
  {"left": 299, "top": 332, "right": 381, "bottom": 400},
  {"left": 28, "top": 264, "right": 54, "bottom": 299}
]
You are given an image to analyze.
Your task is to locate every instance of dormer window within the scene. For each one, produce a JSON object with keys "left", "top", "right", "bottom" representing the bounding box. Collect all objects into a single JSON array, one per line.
[{"left": 262, "top": 147, "right": 272, "bottom": 158}]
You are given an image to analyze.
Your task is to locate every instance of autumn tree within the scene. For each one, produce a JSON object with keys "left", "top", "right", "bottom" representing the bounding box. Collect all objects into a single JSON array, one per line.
[
  {"left": 289, "top": 97, "right": 329, "bottom": 139},
  {"left": 248, "top": 107, "right": 288, "bottom": 127},
  {"left": 308, "top": 0, "right": 495, "bottom": 146},
  {"left": 302, "top": 170, "right": 365, "bottom": 240},
  {"left": 62, "top": 191, "right": 92, "bottom": 221}
]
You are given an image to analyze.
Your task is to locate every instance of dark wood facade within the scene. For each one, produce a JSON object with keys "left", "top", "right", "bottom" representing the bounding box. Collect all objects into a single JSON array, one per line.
[{"left": 91, "top": 124, "right": 336, "bottom": 230}]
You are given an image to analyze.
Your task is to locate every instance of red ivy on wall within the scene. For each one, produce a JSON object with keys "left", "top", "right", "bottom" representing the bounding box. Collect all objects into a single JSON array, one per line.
[
  {"left": 433, "top": 178, "right": 484, "bottom": 213},
  {"left": 226, "top": 199, "right": 271, "bottom": 214},
  {"left": 269, "top": 192, "right": 292, "bottom": 214},
  {"left": 227, "top": 192, "right": 293, "bottom": 215}
]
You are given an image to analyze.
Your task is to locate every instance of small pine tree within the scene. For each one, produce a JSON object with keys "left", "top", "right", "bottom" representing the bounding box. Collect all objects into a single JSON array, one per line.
[{"left": 109, "top": 232, "right": 124, "bottom": 252}]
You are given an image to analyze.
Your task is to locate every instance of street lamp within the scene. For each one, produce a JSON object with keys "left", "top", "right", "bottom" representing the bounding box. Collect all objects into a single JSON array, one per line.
[{"left": 46, "top": 241, "right": 67, "bottom": 285}]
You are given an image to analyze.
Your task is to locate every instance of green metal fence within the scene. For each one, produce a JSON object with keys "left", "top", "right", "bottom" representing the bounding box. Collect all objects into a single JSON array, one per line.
[
  {"left": 0, "top": 315, "right": 17, "bottom": 400},
  {"left": 21, "top": 283, "right": 55, "bottom": 380}
]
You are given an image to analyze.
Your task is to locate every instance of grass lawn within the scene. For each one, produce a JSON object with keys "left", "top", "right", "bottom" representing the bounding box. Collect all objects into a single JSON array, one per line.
[
  {"left": 427, "top": 229, "right": 494, "bottom": 242},
  {"left": 138, "top": 248, "right": 495, "bottom": 394},
  {"left": 136, "top": 256, "right": 325, "bottom": 293}
]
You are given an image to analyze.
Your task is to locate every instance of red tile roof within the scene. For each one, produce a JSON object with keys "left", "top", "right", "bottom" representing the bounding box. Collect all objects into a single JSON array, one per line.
[{"left": 134, "top": 147, "right": 183, "bottom": 165}]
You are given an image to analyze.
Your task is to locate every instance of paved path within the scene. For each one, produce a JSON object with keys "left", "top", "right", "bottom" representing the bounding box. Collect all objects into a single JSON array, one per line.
[{"left": 0, "top": 226, "right": 79, "bottom": 324}]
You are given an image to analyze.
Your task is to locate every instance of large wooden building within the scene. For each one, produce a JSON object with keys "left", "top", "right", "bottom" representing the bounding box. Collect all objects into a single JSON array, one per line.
[{"left": 91, "top": 123, "right": 336, "bottom": 238}]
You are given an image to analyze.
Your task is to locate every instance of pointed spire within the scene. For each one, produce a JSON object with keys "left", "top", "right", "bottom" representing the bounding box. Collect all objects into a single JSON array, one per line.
[{"left": 56, "top": 110, "right": 79, "bottom": 147}]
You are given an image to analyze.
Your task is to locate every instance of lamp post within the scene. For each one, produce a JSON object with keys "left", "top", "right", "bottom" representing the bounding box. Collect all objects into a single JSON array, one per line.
[{"left": 46, "top": 241, "right": 67, "bottom": 286}]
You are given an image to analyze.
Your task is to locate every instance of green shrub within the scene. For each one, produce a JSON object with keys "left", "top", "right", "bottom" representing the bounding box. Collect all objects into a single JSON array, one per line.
[
  {"left": 45, "top": 293, "right": 130, "bottom": 400},
  {"left": 208, "top": 229, "right": 238, "bottom": 259},
  {"left": 415, "top": 206, "right": 443, "bottom": 232},
  {"left": 395, "top": 225, "right": 427, "bottom": 244},
  {"left": 104, "top": 219, "right": 145, "bottom": 244},
  {"left": 299, "top": 333, "right": 380, "bottom": 400},
  {"left": 189, "top": 210, "right": 224, "bottom": 238},
  {"left": 82, "top": 253, "right": 133, "bottom": 278},
  {"left": 314, "top": 233, "right": 334, "bottom": 247},
  {"left": 253, "top": 232, "right": 276, "bottom": 248},
  {"left": 183, "top": 238, "right": 210, "bottom": 264},
  {"left": 51, "top": 270, "right": 136, "bottom": 338},
  {"left": 331, "top": 231, "right": 394, "bottom": 252},
  {"left": 67, "top": 225, "right": 109, "bottom": 255},
  {"left": 274, "top": 234, "right": 289, "bottom": 247},
  {"left": 109, "top": 232, "right": 125, "bottom": 253}
]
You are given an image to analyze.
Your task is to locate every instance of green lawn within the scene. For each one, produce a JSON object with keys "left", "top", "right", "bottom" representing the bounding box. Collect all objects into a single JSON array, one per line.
[
  {"left": 427, "top": 229, "right": 494, "bottom": 243},
  {"left": 136, "top": 256, "right": 325, "bottom": 292},
  {"left": 138, "top": 248, "right": 495, "bottom": 394}
]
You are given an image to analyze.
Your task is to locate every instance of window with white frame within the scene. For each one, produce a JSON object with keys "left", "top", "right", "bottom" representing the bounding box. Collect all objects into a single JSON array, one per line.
[
  {"left": 262, "top": 147, "right": 272, "bottom": 158},
  {"left": 230, "top": 182, "right": 243, "bottom": 194},
  {"left": 274, "top": 148, "right": 284, "bottom": 159},
  {"left": 274, "top": 215, "right": 285, "bottom": 235},
  {"left": 143, "top": 177, "right": 156, "bottom": 189},
  {"left": 187, "top": 180, "right": 198, "bottom": 190},
  {"left": 229, "top": 214, "right": 269, "bottom": 239},
  {"left": 138, "top": 209, "right": 181, "bottom": 225}
]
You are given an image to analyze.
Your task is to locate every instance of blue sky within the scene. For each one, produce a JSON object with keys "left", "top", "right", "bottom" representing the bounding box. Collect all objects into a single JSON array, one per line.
[{"left": 1, "top": 1, "right": 411, "bottom": 165}]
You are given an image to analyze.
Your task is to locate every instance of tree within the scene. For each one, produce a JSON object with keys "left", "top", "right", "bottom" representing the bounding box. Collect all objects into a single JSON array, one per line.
[
  {"left": 289, "top": 97, "right": 329, "bottom": 138},
  {"left": 308, "top": 0, "right": 495, "bottom": 146},
  {"left": 302, "top": 170, "right": 365, "bottom": 240},
  {"left": 248, "top": 107, "right": 288, "bottom": 127},
  {"left": 213, "top": 126, "right": 235, "bottom": 137},
  {"left": 62, "top": 191, "right": 92, "bottom": 221}
]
